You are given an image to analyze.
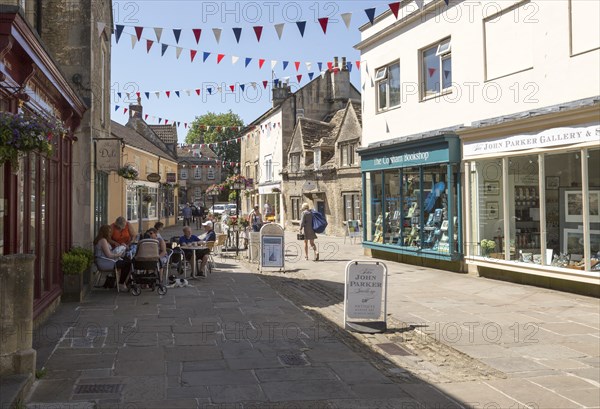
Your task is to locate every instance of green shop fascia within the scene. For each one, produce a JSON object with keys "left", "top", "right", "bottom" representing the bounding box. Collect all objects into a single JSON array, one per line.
[{"left": 358, "top": 134, "right": 462, "bottom": 261}]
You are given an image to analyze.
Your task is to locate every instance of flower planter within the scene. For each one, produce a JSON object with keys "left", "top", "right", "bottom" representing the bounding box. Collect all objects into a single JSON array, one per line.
[{"left": 62, "top": 273, "right": 85, "bottom": 302}]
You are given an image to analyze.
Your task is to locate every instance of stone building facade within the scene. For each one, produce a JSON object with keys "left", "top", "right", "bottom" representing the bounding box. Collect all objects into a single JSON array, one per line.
[
  {"left": 239, "top": 57, "right": 361, "bottom": 228},
  {"left": 176, "top": 145, "right": 222, "bottom": 207},
  {"left": 282, "top": 101, "right": 362, "bottom": 237}
]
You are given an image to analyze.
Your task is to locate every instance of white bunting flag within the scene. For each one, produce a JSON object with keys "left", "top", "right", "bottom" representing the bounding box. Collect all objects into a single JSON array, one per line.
[
  {"left": 185, "top": 89, "right": 191, "bottom": 96},
  {"left": 341, "top": 13, "right": 352, "bottom": 29},
  {"left": 232, "top": 55, "right": 239, "bottom": 65},
  {"left": 175, "top": 47, "right": 183, "bottom": 59},
  {"left": 154, "top": 91, "right": 160, "bottom": 99},
  {"left": 154, "top": 27, "right": 163, "bottom": 42},
  {"left": 274, "top": 23, "right": 285, "bottom": 40},
  {"left": 212, "top": 28, "right": 222, "bottom": 44},
  {"left": 130, "top": 34, "right": 137, "bottom": 49},
  {"left": 271, "top": 60, "right": 277, "bottom": 70},
  {"left": 305, "top": 62, "right": 312, "bottom": 72}
]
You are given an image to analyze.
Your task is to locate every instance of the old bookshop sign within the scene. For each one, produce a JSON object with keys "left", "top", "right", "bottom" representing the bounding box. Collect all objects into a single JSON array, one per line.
[
  {"left": 363, "top": 146, "right": 449, "bottom": 171},
  {"left": 464, "top": 124, "right": 600, "bottom": 159}
]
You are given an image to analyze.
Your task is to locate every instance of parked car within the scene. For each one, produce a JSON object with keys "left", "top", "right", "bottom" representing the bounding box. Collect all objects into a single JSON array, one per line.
[
  {"left": 209, "top": 204, "right": 228, "bottom": 215},
  {"left": 226, "top": 204, "right": 237, "bottom": 215}
]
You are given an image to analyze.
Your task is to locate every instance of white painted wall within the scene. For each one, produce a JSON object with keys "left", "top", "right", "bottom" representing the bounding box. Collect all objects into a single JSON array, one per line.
[
  {"left": 358, "top": 0, "right": 600, "bottom": 147},
  {"left": 258, "top": 110, "right": 284, "bottom": 185}
]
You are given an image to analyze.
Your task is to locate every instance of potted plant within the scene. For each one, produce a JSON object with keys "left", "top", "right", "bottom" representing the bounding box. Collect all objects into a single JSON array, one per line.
[
  {"left": 0, "top": 111, "right": 64, "bottom": 170},
  {"left": 480, "top": 239, "right": 497, "bottom": 258},
  {"left": 61, "top": 247, "right": 93, "bottom": 302}
]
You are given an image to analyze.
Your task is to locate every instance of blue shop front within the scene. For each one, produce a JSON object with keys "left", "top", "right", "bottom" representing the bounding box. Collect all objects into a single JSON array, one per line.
[{"left": 358, "top": 135, "right": 463, "bottom": 265}]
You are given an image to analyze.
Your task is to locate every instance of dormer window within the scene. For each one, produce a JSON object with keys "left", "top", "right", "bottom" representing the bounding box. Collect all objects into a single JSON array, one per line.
[{"left": 314, "top": 148, "right": 321, "bottom": 170}]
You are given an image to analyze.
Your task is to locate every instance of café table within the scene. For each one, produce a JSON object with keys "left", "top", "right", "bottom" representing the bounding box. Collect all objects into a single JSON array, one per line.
[{"left": 179, "top": 243, "right": 207, "bottom": 278}]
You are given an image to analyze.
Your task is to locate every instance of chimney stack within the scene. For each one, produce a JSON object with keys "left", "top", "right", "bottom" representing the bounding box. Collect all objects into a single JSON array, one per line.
[
  {"left": 129, "top": 97, "right": 143, "bottom": 119},
  {"left": 342, "top": 57, "right": 347, "bottom": 71},
  {"left": 333, "top": 56, "right": 338, "bottom": 70}
]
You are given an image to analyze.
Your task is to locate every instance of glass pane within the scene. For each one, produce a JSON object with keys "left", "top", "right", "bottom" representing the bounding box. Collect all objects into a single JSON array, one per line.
[
  {"left": 544, "top": 151, "right": 581, "bottom": 267},
  {"left": 400, "top": 168, "right": 421, "bottom": 249},
  {"left": 378, "top": 81, "right": 387, "bottom": 110},
  {"left": 354, "top": 194, "right": 361, "bottom": 222},
  {"left": 508, "top": 156, "right": 540, "bottom": 263},
  {"left": 442, "top": 56, "right": 452, "bottom": 89},
  {"left": 421, "top": 165, "right": 450, "bottom": 253},
  {"left": 423, "top": 46, "right": 440, "bottom": 95},
  {"left": 389, "top": 62, "right": 400, "bottom": 107},
  {"left": 383, "top": 170, "right": 401, "bottom": 245},
  {"left": 474, "top": 159, "right": 504, "bottom": 259},
  {"left": 371, "top": 172, "right": 383, "bottom": 243},
  {"left": 587, "top": 149, "right": 600, "bottom": 272}
]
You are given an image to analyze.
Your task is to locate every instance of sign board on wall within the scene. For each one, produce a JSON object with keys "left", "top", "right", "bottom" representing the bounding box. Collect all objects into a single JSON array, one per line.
[
  {"left": 95, "top": 139, "right": 121, "bottom": 172},
  {"left": 344, "top": 261, "right": 387, "bottom": 333}
]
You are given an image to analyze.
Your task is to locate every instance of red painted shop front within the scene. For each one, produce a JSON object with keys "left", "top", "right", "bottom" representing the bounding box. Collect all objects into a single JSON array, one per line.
[{"left": 0, "top": 9, "right": 86, "bottom": 319}]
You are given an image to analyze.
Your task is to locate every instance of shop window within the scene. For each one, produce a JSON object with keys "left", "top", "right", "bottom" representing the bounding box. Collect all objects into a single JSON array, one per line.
[
  {"left": 165, "top": 189, "right": 175, "bottom": 217},
  {"left": 291, "top": 197, "right": 301, "bottom": 220},
  {"left": 343, "top": 193, "right": 361, "bottom": 222},
  {"left": 126, "top": 185, "right": 139, "bottom": 221},
  {"left": 376, "top": 61, "right": 400, "bottom": 111},
  {"left": 422, "top": 38, "right": 451, "bottom": 98},
  {"left": 586, "top": 148, "right": 600, "bottom": 272},
  {"left": 370, "top": 172, "right": 384, "bottom": 243},
  {"left": 471, "top": 159, "right": 504, "bottom": 259},
  {"left": 194, "top": 166, "right": 202, "bottom": 179}
]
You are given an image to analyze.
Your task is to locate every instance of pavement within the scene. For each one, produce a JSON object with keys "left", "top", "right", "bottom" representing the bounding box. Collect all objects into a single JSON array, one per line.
[{"left": 25, "top": 223, "right": 600, "bottom": 408}]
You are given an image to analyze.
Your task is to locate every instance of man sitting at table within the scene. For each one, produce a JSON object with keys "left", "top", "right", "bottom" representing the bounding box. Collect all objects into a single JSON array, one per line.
[
  {"left": 179, "top": 226, "right": 200, "bottom": 270},
  {"left": 196, "top": 221, "right": 217, "bottom": 277}
]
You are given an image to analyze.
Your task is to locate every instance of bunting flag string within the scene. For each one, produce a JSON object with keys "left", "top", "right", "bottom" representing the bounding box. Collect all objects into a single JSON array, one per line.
[
  {"left": 106, "top": 2, "right": 452, "bottom": 43},
  {"left": 115, "top": 27, "right": 361, "bottom": 78}
]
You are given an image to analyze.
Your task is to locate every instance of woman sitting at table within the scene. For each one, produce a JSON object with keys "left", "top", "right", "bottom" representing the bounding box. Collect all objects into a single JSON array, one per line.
[
  {"left": 109, "top": 216, "right": 136, "bottom": 248},
  {"left": 94, "top": 224, "right": 131, "bottom": 291}
]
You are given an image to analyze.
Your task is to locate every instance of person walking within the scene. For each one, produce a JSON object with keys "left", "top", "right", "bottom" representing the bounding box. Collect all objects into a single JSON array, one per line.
[
  {"left": 182, "top": 203, "right": 192, "bottom": 226},
  {"left": 299, "top": 203, "right": 319, "bottom": 261},
  {"left": 247, "top": 205, "right": 263, "bottom": 232}
]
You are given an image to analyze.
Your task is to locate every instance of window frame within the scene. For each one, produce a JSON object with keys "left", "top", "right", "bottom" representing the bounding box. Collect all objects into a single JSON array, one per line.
[
  {"left": 290, "top": 153, "right": 301, "bottom": 173},
  {"left": 193, "top": 166, "right": 202, "bottom": 180},
  {"left": 421, "top": 37, "right": 452, "bottom": 99},
  {"left": 207, "top": 167, "right": 215, "bottom": 180},
  {"left": 180, "top": 168, "right": 188, "bottom": 180},
  {"left": 375, "top": 60, "right": 400, "bottom": 112},
  {"left": 340, "top": 143, "right": 356, "bottom": 167},
  {"left": 343, "top": 192, "right": 361, "bottom": 221},
  {"left": 291, "top": 196, "right": 301, "bottom": 220}
]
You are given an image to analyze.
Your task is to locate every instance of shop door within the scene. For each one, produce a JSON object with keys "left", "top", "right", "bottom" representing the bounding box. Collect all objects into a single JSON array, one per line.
[{"left": 316, "top": 200, "right": 325, "bottom": 216}]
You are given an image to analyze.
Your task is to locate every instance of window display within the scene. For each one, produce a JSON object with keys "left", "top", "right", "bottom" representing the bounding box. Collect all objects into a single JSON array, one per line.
[{"left": 470, "top": 147, "right": 599, "bottom": 273}]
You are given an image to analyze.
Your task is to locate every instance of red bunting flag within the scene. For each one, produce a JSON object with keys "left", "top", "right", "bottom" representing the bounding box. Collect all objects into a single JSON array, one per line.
[
  {"left": 124, "top": 108, "right": 128, "bottom": 114},
  {"left": 165, "top": 119, "right": 169, "bottom": 125},
  {"left": 318, "top": 17, "right": 328, "bottom": 34},
  {"left": 229, "top": 85, "right": 235, "bottom": 92},
  {"left": 258, "top": 59, "right": 265, "bottom": 69},
  {"left": 190, "top": 49, "right": 197, "bottom": 62},
  {"left": 294, "top": 61, "right": 300, "bottom": 71},
  {"left": 253, "top": 26, "right": 263, "bottom": 42},
  {"left": 136, "top": 92, "right": 140, "bottom": 99},
  {"left": 217, "top": 54, "right": 225, "bottom": 64},
  {"left": 297, "top": 74, "right": 302, "bottom": 83},
  {"left": 327, "top": 61, "right": 333, "bottom": 70},
  {"left": 389, "top": 2, "right": 401, "bottom": 18},
  {"left": 144, "top": 114, "right": 148, "bottom": 120},
  {"left": 166, "top": 91, "right": 171, "bottom": 98},
  {"left": 262, "top": 80, "right": 268, "bottom": 88},
  {"left": 146, "top": 39, "right": 154, "bottom": 53},
  {"left": 195, "top": 89, "right": 201, "bottom": 95},
  {"left": 356, "top": 61, "right": 361, "bottom": 69},
  {"left": 192, "top": 28, "right": 202, "bottom": 44},
  {"left": 428, "top": 67, "right": 436, "bottom": 77},
  {"left": 135, "top": 26, "right": 144, "bottom": 41}
]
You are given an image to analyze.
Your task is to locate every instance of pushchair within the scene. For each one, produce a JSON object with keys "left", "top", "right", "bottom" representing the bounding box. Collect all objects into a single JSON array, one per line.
[{"left": 129, "top": 239, "right": 167, "bottom": 296}]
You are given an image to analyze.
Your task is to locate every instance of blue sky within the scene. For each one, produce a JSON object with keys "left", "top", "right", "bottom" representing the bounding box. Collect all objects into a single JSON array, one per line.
[{"left": 110, "top": 1, "right": 384, "bottom": 143}]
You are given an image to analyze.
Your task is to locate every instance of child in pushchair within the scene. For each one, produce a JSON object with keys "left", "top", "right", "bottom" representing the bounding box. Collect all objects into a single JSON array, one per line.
[{"left": 129, "top": 238, "right": 167, "bottom": 296}]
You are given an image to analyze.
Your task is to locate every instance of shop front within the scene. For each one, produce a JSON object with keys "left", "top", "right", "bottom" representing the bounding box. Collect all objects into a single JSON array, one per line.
[
  {"left": 462, "top": 116, "right": 600, "bottom": 293},
  {"left": 359, "top": 135, "right": 462, "bottom": 265}
]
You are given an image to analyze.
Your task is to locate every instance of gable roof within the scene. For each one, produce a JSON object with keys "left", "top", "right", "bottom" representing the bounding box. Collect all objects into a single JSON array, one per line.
[
  {"left": 176, "top": 145, "right": 218, "bottom": 163},
  {"left": 149, "top": 125, "right": 178, "bottom": 144},
  {"left": 111, "top": 121, "right": 177, "bottom": 161}
]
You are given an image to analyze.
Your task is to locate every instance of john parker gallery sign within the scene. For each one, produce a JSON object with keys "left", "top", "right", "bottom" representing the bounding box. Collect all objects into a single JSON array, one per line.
[{"left": 464, "top": 124, "right": 600, "bottom": 159}]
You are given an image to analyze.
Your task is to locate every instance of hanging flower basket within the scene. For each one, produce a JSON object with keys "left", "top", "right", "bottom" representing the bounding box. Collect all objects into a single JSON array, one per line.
[
  {"left": 225, "top": 174, "right": 249, "bottom": 189},
  {"left": 206, "top": 183, "right": 225, "bottom": 195},
  {"left": 0, "top": 111, "right": 65, "bottom": 169},
  {"left": 117, "top": 164, "right": 138, "bottom": 180}
]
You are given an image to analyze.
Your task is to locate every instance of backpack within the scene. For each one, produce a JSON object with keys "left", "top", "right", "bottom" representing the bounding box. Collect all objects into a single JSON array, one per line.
[{"left": 311, "top": 210, "right": 328, "bottom": 234}]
